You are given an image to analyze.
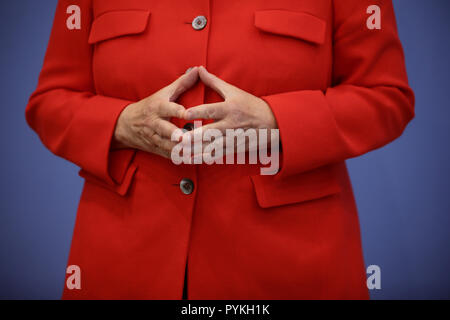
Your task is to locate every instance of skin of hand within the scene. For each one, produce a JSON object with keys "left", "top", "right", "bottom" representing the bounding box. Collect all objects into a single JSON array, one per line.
[
  {"left": 112, "top": 67, "right": 200, "bottom": 159},
  {"left": 182, "top": 66, "right": 279, "bottom": 160},
  {"left": 113, "top": 65, "right": 278, "bottom": 161}
]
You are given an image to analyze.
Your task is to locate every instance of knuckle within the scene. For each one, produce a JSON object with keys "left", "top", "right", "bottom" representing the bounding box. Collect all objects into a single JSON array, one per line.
[
  {"left": 177, "top": 105, "right": 185, "bottom": 116},
  {"left": 152, "top": 98, "right": 164, "bottom": 112},
  {"left": 137, "top": 127, "right": 147, "bottom": 139},
  {"left": 206, "top": 108, "right": 215, "bottom": 119},
  {"left": 150, "top": 132, "right": 160, "bottom": 143},
  {"left": 152, "top": 121, "right": 162, "bottom": 134}
]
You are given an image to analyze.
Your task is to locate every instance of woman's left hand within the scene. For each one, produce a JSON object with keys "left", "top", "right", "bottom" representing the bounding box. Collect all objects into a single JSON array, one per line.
[
  {"left": 184, "top": 66, "right": 278, "bottom": 132},
  {"left": 182, "top": 67, "right": 278, "bottom": 160}
]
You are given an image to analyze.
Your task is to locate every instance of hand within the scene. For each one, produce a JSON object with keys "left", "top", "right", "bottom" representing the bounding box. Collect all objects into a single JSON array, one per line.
[
  {"left": 185, "top": 66, "right": 278, "bottom": 131},
  {"left": 112, "top": 67, "right": 199, "bottom": 159},
  {"left": 183, "top": 66, "right": 278, "bottom": 159}
]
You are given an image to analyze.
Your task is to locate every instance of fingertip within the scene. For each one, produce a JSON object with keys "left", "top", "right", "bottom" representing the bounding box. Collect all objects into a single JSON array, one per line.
[
  {"left": 182, "top": 67, "right": 199, "bottom": 83},
  {"left": 186, "top": 66, "right": 198, "bottom": 74},
  {"left": 198, "top": 68, "right": 210, "bottom": 83},
  {"left": 183, "top": 68, "right": 200, "bottom": 86},
  {"left": 179, "top": 105, "right": 190, "bottom": 119},
  {"left": 191, "top": 66, "right": 200, "bottom": 74}
]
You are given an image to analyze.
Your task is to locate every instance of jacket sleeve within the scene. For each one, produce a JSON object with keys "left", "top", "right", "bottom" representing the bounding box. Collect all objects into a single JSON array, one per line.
[
  {"left": 25, "top": 0, "right": 135, "bottom": 187},
  {"left": 262, "top": 0, "right": 415, "bottom": 178}
]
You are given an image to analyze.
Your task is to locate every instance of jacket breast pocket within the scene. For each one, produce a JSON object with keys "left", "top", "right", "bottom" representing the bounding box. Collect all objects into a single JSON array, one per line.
[
  {"left": 88, "top": 10, "right": 151, "bottom": 44},
  {"left": 254, "top": 10, "right": 326, "bottom": 45},
  {"left": 250, "top": 164, "right": 341, "bottom": 208},
  {"left": 88, "top": 10, "right": 151, "bottom": 100}
]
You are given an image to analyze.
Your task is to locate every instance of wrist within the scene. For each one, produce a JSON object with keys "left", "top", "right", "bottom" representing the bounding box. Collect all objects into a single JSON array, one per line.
[
  {"left": 259, "top": 98, "right": 278, "bottom": 129},
  {"left": 112, "top": 104, "right": 133, "bottom": 150}
]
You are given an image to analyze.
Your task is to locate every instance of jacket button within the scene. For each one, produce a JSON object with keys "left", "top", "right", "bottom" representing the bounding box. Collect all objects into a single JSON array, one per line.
[
  {"left": 180, "top": 178, "right": 195, "bottom": 195},
  {"left": 192, "top": 16, "right": 207, "bottom": 30},
  {"left": 183, "top": 122, "right": 195, "bottom": 132}
]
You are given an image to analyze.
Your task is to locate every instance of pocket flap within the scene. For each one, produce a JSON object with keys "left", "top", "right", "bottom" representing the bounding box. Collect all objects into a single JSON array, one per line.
[
  {"left": 79, "top": 150, "right": 138, "bottom": 196},
  {"left": 254, "top": 10, "right": 326, "bottom": 45},
  {"left": 88, "top": 10, "right": 151, "bottom": 44},
  {"left": 250, "top": 164, "right": 341, "bottom": 208},
  {"left": 79, "top": 163, "right": 138, "bottom": 196}
]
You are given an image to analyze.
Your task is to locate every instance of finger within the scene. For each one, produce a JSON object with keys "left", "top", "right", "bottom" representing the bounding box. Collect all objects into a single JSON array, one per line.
[
  {"left": 152, "top": 134, "right": 178, "bottom": 153},
  {"left": 142, "top": 128, "right": 178, "bottom": 153},
  {"left": 198, "top": 66, "right": 233, "bottom": 99},
  {"left": 182, "top": 121, "right": 228, "bottom": 144},
  {"left": 194, "top": 137, "right": 232, "bottom": 162},
  {"left": 167, "top": 66, "right": 200, "bottom": 101},
  {"left": 193, "top": 129, "right": 258, "bottom": 159},
  {"left": 157, "top": 101, "right": 186, "bottom": 119},
  {"left": 132, "top": 133, "right": 163, "bottom": 156},
  {"left": 192, "top": 136, "right": 227, "bottom": 156},
  {"left": 137, "top": 140, "right": 170, "bottom": 159},
  {"left": 203, "top": 135, "right": 239, "bottom": 155},
  {"left": 184, "top": 102, "right": 227, "bottom": 121},
  {"left": 141, "top": 141, "right": 172, "bottom": 159},
  {"left": 152, "top": 119, "right": 182, "bottom": 140}
]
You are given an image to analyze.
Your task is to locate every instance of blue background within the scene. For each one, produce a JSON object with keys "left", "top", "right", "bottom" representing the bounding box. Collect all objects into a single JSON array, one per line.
[{"left": 0, "top": 0, "right": 449, "bottom": 300}]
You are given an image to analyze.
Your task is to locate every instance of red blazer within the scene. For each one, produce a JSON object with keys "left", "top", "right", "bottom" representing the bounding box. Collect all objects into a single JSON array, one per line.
[{"left": 26, "top": 0, "right": 414, "bottom": 300}]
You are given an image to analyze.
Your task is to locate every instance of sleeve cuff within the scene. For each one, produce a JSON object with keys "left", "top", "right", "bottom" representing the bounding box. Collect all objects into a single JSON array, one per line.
[
  {"left": 73, "top": 94, "right": 135, "bottom": 187},
  {"left": 261, "top": 90, "right": 343, "bottom": 179}
]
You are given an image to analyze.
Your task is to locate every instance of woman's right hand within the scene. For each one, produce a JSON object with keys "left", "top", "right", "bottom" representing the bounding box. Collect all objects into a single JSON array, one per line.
[{"left": 112, "top": 67, "right": 199, "bottom": 159}]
